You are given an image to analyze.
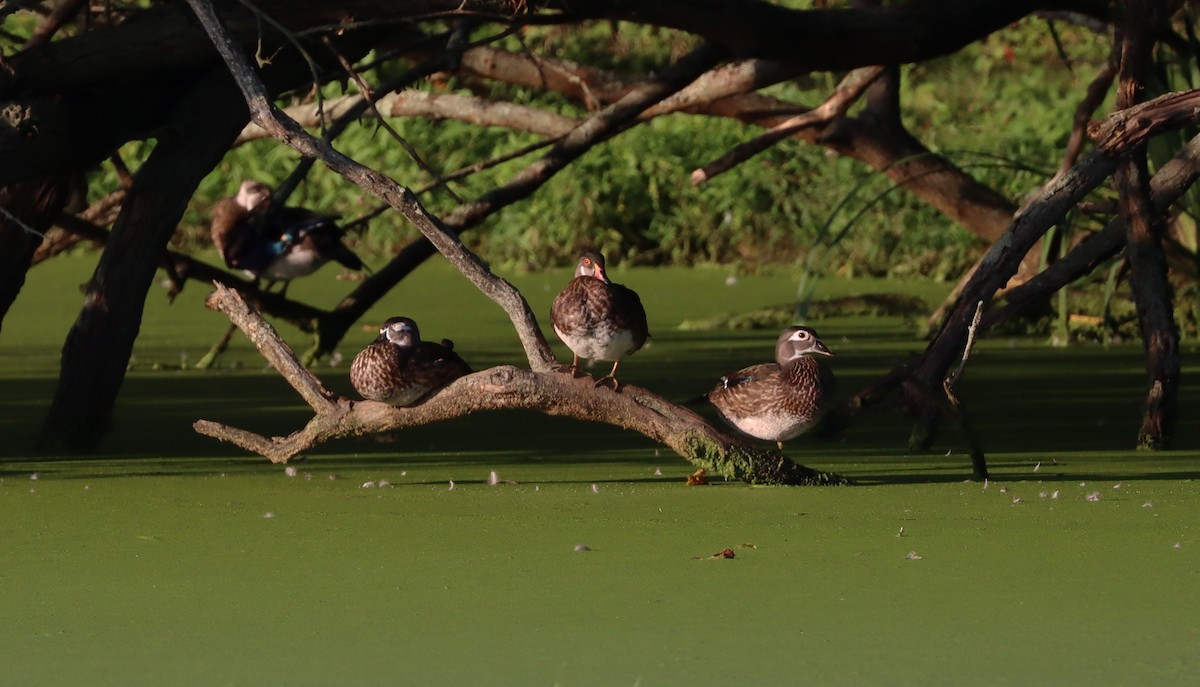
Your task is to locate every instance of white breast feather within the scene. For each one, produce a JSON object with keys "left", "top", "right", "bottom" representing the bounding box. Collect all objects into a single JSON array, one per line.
[
  {"left": 263, "top": 251, "right": 323, "bottom": 281},
  {"left": 554, "top": 325, "right": 637, "bottom": 362},
  {"left": 725, "top": 412, "right": 816, "bottom": 443}
]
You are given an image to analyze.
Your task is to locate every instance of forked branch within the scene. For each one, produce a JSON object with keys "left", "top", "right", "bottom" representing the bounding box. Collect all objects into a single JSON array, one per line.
[
  {"left": 194, "top": 285, "right": 847, "bottom": 485},
  {"left": 186, "top": 0, "right": 845, "bottom": 485}
]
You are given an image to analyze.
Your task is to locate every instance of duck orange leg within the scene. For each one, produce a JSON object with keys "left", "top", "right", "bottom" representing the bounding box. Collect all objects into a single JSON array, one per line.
[
  {"left": 556, "top": 353, "right": 582, "bottom": 377},
  {"left": 595, "top": 359, "right": 623, "bottom": 391}
]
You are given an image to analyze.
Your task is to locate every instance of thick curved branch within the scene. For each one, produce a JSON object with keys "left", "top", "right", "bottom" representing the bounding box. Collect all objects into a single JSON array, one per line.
[
  {"left": 196, "top": 285, "right": 846, "bottom": 485},
  {"left": 553, "top": 0, "right": 1106, "bottom": 68},
  {"left": 1088, "top": 89, "right": 1200, "bottom": 152}
]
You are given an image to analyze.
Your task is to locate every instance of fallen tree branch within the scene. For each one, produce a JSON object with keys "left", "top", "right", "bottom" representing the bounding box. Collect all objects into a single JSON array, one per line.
[
  {"left": 235, "top": 90, "right": 580, "bottom": 144},
  {"left": 204, "top": 284, "right": 337, "bottom": 412},
  {"left": 195, "top": 284, "right": 848, "bottom": 485}
]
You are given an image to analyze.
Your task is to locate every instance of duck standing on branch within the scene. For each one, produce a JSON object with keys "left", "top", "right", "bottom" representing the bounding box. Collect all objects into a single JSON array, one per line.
[
  {"left": 702, "top": 326, "right": 835, "bottom": 450},
  {"left": 350, "top": 317, "right": 473, "bottom": 407},
  {"left": 550, "top": 250, "right": 649, "bottom": 390},
  {"left": 209, "top": 179, "right": 363, "bottom": 295}
]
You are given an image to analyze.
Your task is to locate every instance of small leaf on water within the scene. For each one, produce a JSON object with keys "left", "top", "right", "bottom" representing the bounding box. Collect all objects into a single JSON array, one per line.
[{"left": 691, "top": 548, "right": 736, "bottom": 560}]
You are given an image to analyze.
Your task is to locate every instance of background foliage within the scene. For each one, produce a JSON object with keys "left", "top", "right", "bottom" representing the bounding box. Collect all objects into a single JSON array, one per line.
[{"left": 135, "top": 17, "right": 1115, "bottom": 279}]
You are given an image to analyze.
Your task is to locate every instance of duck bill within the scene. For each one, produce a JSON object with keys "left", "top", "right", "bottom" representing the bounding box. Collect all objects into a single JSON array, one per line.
[{"left": 592, "top": 262, "right": 610, "bottom": 283}]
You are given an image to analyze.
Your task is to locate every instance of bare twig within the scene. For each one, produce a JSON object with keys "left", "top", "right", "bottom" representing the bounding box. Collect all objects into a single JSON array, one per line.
[
  {"left": 288, "top": 41, "right": 730, "bottom": 364},
  {"left": 851, "top": 81, "right": 1200, "bottom": 455},
  {"left": 939, "top": 300, "right": 987, "bottom": 480},
  {"left": 943, "top": 300, "right": 984, "bottom": 405},
  {"left": 203, "top": 284, "right": 335, "bottom": 413},
  {"left": 188, "top": 0, "right": 558, "bottom": 368},
  {"left": 690, "top": 66, "right": 884, "bottom": 185}
]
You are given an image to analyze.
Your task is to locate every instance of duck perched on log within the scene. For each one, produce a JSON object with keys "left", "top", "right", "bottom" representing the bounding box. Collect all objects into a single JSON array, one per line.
[
  {"left": 550, "top": 250, "right": 649, "bottom": 390},
  {"left": 350, "top": 317, "right": 472, "bottom": 406},
  {"left": 209, "top": 179, "right": 363, "bottom": 293},
  {"left": 702, "top": 326, "right": 835, "bottom": 449}
]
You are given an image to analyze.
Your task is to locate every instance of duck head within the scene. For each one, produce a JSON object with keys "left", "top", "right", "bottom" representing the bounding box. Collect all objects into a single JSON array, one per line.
[
  {"left": 379, "top": 316, "right": 421, "bottom": 348},
  {"left": 574, "top": 250, "right": 611, "bottom": 284},
  {"left": 775, "top": 326, "right": 833, "bottom": 364}
]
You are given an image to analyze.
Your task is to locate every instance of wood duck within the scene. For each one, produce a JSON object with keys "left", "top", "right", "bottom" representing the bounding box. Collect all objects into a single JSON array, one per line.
[
  {"left": 350, "top": 316, "right": 473, "bottom": 406},
  {"left": 703, "top": 326, "right": 835, "bottom": 449},
  {"left": 209, "top": 180, "right": 363, "bottom": 293},
  {"left": 550, "top": 250, "right": 649, "bottom": 389}
]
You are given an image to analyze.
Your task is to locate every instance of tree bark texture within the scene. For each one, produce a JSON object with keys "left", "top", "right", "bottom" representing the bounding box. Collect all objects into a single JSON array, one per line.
[
  {"left": 1113, "top": 0, "right": 1179, "bottom": 449},
  {"left": 39, "top": 67, "right": 251, "bottom": 451}
]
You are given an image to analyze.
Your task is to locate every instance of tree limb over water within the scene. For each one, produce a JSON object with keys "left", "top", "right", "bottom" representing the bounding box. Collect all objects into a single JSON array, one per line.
[{"left": 195, "top": 285, "right": 847, "bottom": 486}]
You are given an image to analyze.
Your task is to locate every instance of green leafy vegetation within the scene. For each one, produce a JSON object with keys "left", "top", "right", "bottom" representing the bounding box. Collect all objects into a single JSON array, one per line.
[{"left": 130, "top": 17, "right": 1114, "bottom": 281}]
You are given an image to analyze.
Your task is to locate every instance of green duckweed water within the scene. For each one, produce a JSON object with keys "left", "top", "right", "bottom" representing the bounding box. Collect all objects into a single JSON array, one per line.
[{"left": 2, "top": 255, "right": 1197, "bottom": 686}]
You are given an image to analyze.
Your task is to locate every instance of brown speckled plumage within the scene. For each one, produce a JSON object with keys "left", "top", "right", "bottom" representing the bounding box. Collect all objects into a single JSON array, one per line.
[
  {"left": 550, "top": 250, "right": 648, "bottom": 387},
  {"left": 704, "top": 326, "right": 835, "bottom": 448},
  {"left": 350, "top": 317, "right": 472, "bottom": 406}
]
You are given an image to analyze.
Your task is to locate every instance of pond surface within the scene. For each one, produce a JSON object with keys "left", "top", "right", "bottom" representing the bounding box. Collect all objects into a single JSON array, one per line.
[{"left": 2, "top": 255, "right": 1198, "bottom": 685}]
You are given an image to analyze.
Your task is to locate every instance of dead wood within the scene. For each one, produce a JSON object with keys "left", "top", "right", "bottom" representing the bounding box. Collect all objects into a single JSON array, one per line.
[
  {"left": 847, "top": 80, "right": 1200, "bottom": 452},
  {"left": 195, "top": 284, "right": 848, "bottom": 485}
]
